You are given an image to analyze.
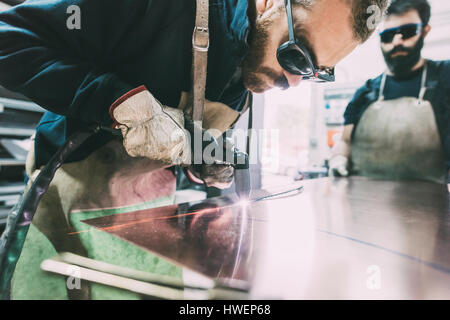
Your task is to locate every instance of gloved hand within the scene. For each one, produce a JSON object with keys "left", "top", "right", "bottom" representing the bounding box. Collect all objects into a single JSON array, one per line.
[
  {"left": 184, "top": 136, "right": 236, "bottom": 189},
  {"left": 329, "top": 155, "right": 349, "bottom": 177},
  {"left": 187, "top": 164, "right": 235, "bottom": 189},
  {"left": 110, "top": 86, "right": 191, "bottom": 165}
]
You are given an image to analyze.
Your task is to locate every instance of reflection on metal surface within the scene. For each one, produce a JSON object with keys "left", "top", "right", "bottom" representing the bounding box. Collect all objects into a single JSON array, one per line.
[
  {"left": 81, "top": 185, "right": 304, "bottom": 288},
  {"left": 78, "top": 178, "right": 450, "bottom": 299},
  {"left": 82, "top": 195, "right": 258, "bottom": 287}
]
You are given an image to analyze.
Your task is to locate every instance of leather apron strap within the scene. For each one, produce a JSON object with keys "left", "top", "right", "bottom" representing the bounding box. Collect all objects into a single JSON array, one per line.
[
  {"left": 190, "top": 0, "right": 253, "bottom": 156},
  {"left": 191, "top": 0, "right": 209, "bottom": 126},
  {"left": 377, "top": 62, "right": 428, "bottom": 105}
]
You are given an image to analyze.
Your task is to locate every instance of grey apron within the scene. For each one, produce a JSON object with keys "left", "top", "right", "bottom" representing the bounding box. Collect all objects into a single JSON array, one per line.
[{"left": 351, "top": 63, "right": 447, "bottom": 184}]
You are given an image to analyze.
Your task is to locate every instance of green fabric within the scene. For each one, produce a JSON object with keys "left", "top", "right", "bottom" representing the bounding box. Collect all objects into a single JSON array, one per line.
[
  {"left": 0, "top": 225, "right": 30, "bottom": 300},
  {"left": 0, "top": 196, "right": 30, "bottom": 299},
  {"left": 11, "top": 224, "right": 69, "bottom": 300},
  {"left": 11, "top": 195, "right": 182, "bottom": 300}
]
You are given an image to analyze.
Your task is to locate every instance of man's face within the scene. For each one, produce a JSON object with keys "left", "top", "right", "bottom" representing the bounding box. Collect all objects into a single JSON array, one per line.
[
  {"left": 380, "top": 10, "right": 428, "bottom": 76},
  {"left": 241, "top": 0, "right": 359, "bottom": 93}
]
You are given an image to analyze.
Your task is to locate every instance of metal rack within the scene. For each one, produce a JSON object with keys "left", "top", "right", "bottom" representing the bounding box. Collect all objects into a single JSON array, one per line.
[{"left": 0, "top": 86, "right": 43, "bottom": 232}]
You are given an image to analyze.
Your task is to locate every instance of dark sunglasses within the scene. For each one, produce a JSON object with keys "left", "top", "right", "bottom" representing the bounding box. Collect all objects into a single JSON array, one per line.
[
  {"left": 276, "top": 0, "right": 335, "bottom": 82},
  {"left": 379, "top": 23, "right": 424, "bottom": 43}
]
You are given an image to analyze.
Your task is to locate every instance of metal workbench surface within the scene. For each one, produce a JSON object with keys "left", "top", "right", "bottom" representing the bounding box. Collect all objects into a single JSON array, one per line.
[{"left": 78, "top": 177, "right": 450, "bottom": 299}]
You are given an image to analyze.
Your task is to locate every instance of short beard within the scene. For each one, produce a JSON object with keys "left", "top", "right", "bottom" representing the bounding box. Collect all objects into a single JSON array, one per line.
[
  {"left": 241, "top": 7, "right": 289, "bottom": 93},
  {"left": 382, "top": 35, "right": 424, "bottom": 78}
]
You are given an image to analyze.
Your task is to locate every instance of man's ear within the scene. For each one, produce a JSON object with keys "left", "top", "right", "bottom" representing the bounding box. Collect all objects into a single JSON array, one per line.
[
  {"left": 423, "top": 24, "right": 431, "bottom": 38},
  {"left": 256, "top": 0, "right": 275, "bottom": 16}
]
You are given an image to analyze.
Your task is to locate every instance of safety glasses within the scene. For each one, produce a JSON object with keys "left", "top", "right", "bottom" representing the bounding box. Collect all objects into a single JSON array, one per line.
[
  {"left": 276, "top": 0, "right": 335, "bottom": 82},
  {"left": 379, "top": 23, "right": 423, "bottom": 44}
]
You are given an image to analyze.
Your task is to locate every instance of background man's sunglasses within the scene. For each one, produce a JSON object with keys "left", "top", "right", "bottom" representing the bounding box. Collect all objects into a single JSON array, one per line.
[
  {"left": 276, "top": 0, "right": 335, "bottom": 83},
  {"left": 379, "top": 23, "right": 424, "bottom": 44}
]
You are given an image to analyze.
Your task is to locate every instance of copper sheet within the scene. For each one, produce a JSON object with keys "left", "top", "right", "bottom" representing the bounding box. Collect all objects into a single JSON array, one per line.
[
  {"left": 81, "top": 177, "right": 450, "bottom": 299},
  {"left": 81, "top": 193, "right": 270, "bottom": 286}
]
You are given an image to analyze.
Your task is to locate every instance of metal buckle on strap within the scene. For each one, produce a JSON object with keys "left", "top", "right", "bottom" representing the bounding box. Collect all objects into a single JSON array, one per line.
[{"left": 192, "top": 26, "right": 209, "bottom": 52}]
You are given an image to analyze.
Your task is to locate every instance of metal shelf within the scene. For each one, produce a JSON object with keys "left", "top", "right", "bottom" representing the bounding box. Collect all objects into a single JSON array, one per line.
[
  {"left": 0, "top": 181, "right": 24, "bottom": 229},
  {"left": 0, "top": 85, "right": 40, "bottom": 229},
  {"left": 0, "top": 97, "right": 45, "bottom": 113},
  {"left": 0, "top": 127, "right": 35, "bottom": 137},
  {"left": 0, "top": 159, "right": 26, "bottom": 166},
  {"left": 0, "top": 193, "right": 21, "bottom": 206},
  {"left": 1, "top": 138, "right": 28, "bottom": 160},
  {"left": 0, "top": 182, "right": 25, "bottom": 194},
  {"left": 0, "top": 91, "right": 36, "bottom": 219},
  {"left": 0, "top": 207, "right": 10, "bottom": 229},
  {"left": 0, "top": 88, "right": 44, "bottom": 139}
]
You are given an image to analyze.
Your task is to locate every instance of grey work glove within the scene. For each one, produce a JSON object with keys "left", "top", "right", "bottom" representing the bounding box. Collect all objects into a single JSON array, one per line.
[
  {"left": 110, "top": 86, "right": 191, "bottom": 165},
  {"left": 329, "top": 155, "right": 349, "bottom": 177}
]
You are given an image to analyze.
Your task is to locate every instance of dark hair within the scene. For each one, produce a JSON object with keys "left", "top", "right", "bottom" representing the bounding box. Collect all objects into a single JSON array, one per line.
[{"left": 387, "top": 0, "right": 431, "bottom": 25}]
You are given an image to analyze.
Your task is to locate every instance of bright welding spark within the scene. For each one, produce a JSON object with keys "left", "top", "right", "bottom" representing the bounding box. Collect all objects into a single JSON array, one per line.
[
  {"left": 68, "top": 202, "right": 241, "bottom": 236},
  {"left": 238, "top": 199, "right": 250, "bottom": 208}
]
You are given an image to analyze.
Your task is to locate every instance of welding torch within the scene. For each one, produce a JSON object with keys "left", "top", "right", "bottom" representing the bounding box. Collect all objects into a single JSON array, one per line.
[
  {"left": 101, "top": 118, "right": 251, "bottom": 198},
  {"left": 184, "top": 119, "right": 251, "bottom": 199}
]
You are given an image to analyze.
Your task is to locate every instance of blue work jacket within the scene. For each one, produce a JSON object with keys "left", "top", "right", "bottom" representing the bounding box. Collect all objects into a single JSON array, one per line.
[{"left": 0, "top": 0, "right": 251, "bottom": 167}]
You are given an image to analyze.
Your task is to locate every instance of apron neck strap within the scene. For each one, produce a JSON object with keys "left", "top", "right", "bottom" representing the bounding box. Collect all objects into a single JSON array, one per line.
[
  {"left": 378, "top": 60, "right": 429, "bottom": 103},
  {"left": 377, "top": 72, "right": 388, "bottom": 102},
  {"left": 191, "top": 0, "right": 210, "bottom": 126},
  {"left": 418, "top": 61, "right": 428, "bottom": 102}
]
